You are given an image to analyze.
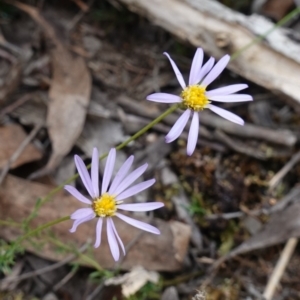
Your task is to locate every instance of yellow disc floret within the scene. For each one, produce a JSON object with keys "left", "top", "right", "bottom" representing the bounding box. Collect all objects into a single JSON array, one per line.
[
  {"left": 181, "top": 85, "right": 210, "bottom": 111},
  {"left": 92, "top": 193, "right": 117, "bottom": 217}
]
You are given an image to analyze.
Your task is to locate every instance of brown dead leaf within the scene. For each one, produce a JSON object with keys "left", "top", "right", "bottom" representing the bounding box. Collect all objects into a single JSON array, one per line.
[
  {"left": 12, "top": 2, "right": 91, "bottom": 175},
  {"left": 0, "top": 124, "right": 42, "bottom": 169},
  {"left": 0, "top": 175, "right": 191, "bottom": 271},
  {"left": 225, "top": 199, "right": 300, "bottom": 260}
]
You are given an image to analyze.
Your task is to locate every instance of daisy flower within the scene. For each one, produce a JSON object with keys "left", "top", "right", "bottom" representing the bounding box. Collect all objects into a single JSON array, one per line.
[
  {"left": 65, "top": 148, "right": 163, "bottom": 261},
  {"left": 146, "top": 48, "right": 253, "bottom": 156}
]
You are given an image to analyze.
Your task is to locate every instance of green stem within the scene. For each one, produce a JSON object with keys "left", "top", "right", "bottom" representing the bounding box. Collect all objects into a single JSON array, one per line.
[
  {"left": 45, "top": 236, "right": 103, "bottom": 271},
  {"left": 16, "top": 216, "right": 70, "bottom": 245},
  {"left": 39, "top": 104, "right": 179, "bottom": 206},
  {"left": 0, "top": 220, "right": 22, "bottom": 227},
  {"left": 231, "top": 6, "right": 300, "bottom": 61}
]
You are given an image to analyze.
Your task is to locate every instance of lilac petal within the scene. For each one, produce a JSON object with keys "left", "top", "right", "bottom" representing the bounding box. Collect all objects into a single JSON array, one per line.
[
  {"left": 208, "top": 104, "right": 244, "bottom": 125},
  {"left": 201, "top": 55, "right": 230, "bottom": 87},
  {"left": 207, "top": 94, "right": 253, "bottom": 102},
  {"left": 163, "top": 52, "right": 186, "bottom": 89},
  {"left": 189, "top": 48, "right": 204, "bottom": 85},
  {"left": 94, "top": 218, "right": 103, "bottom": 248},
  {"left": 116, "top": 213, "right": 160, "bottom": 234},
  {"left": 101, "top": 148, "right": 116, "bottom": 194},
  {"left": 165, "top": 109, "right": 191, "bottom": 143},
  {"left": 146, "top": 93, "right": 182, "bottom": 103},
  {"left": 107, "top": 218, "right": 120, "bottom": 261},
  {"left": 117, "top": 202, "right": 164, "bottom": 212},
  {"left": 64, "top": 185, "right": 92, "bottom": 204},
  {"left": 69, "top": 213, "right": 95, "bottom": 233},
  {"left": 116, "top": 179, "right": 155, "bottom": 201},
  {"left": 206, "top": 84, "right": 248, "bottom": 97},
  {"left": 71, "top": 208, "right": 94, "bottom": 220},
  {"left": 198, "top": 57, "right": 215, "bottom": 83},
  {"left": 91, "top": 148, "right": 99, "bottom": 198},
  {"left": 187, "top": 112, "right": 199, "bottom": 156},
  {"left": 113, "top": 163, "right": 148, "bottom": 196},
  {"left": 110, "top": 219, "right": 125, "bottom": 255},
  {"left": 109, "top": 155, "right": 134, "bottom": 195},
  {"left": 75, "top": 155, "right": 95, "bottom": 198}
]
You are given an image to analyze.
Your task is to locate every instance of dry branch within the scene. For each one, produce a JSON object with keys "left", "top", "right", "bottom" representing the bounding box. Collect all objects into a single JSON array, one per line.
[{"left": 116, "top": 0, "right": 300, "bottom": 108}]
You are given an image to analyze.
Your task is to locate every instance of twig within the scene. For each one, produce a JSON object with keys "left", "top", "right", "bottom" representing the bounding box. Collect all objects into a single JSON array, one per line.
[
  {"left": 53, "top": 266, "right": 78, "bottom": 291},
  {"left": 263, "top": 237, "right": 298, "bottom": 300},
  {"left": 0, "top": 243, "right": 89, "bottom": 284},
  {"left": 214, "top": 129, "right": 289, "bottom": 159},
  {"left": 0, "top": 93, "right": 34, "bottom": 118},
  {"left": 67, "top": 0, "right": 95, "bottom": 32},
  {"left": 268, "top": 150, "right": 300, "bottom": 191},
  {"left": 0, "top": 122, "right": 43, "bottom": 186},
  {"left": 86, "top": 282, "right": 105, "bottom": 300}
]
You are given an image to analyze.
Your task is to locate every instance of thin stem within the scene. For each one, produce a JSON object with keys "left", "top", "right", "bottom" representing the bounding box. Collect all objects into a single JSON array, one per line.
[
  {"left": 231, "top": 6, "right": 300, "bottom": 61},
  {"left": 0, "top": 220, "right": 22, "bottom": 227},
  {"left": 39, "top": 104, "right": 179, "bottom": 206},
  {"left": 45, "top": 236, "right": 103, "bottom": 271},
  {"left": 16, "top": 216, "right": 70, "bottom": 245}
]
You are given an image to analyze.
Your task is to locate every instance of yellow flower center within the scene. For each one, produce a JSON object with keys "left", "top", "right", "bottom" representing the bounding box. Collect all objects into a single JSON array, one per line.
[
  {"left": 92, "top": 193, "right": 117, "bottom": 217},
  {"left": 181, "top": 85, "right": 210, "bottom": 111}
]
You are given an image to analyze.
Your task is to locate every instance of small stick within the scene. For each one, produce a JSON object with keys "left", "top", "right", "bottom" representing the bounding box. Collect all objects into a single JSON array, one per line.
[
  {"left": 53, "top": 267, "right": 78, "bottom": 291},
  {"left": 263, "top": 237, "right": 298, "bottom": 300},
  {"left": 0, "top": 122, "right": 43, "bottom": 185},
  {"left": 0, "top": 93, "right": 34, "bottom": 118},
  {"left": 268, "top": 150, "right": 300, "bottom": 191}
]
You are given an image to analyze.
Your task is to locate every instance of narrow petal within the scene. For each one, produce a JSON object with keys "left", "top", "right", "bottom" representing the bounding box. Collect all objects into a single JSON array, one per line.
[
  {"left": 187, "top": 112, "right": 199, "bottom": 156},
  {"left": 198, "top": 57, "right": 215, "bottom": 83},
  {"left": 64, "top": 185, "right": 92, "bottom": 204},
  {"left": 101, "top": 148, "right": 116, "bottom": 194},
  {"left": 189, "top": 48, "right": 204, "bottom": 85},
  {"left": 201, "top": 55, "right": 230, "bottom": 87},
  {"left": 75, "top": 155, "right": 95, "bottom": 198},
  {"left": 116, "top": 213, "right": 160, "bottom": 234},
  {"left": 110, "top": 219, "right": 125, "bottom": 255},
  {"left": 206, "top": 84, "right": 248, "bottom": 97},
  {"left": 116, "top": 179, "right": 156, "bottom": 201},
  {"left": 208, "top": 104, "right": 244, "bottom": 125},
  {"left": 163, "top": 52, "right": 186, "bottom": 89},
  {"left": 107, "top": 218, "right": 120, "bottom": 261},
  {"left": 109, "top": 155, "right": 134, "bottom": 195},
  {"left": 113, "top": 163, "right": 148, "bottom": 196},
  {"left": 69, "top": 213, "right": 95, "bottom": 233},
  {"left": 146, "top": 93, "right": 182, "bottom": 103},
  {"left": 207, "top": 94, "right": 253, "bottom": 102},
  {"left": 91, "top": 148, "right": 99, "bottom": 198},
  {"left": 165, "top": 109, "right": 191, "bottom": 143},
  {"left": 117, "top": 202, "right": 164, "bottom": 212},
  {"left": 94, "top": 218, "right": 103, "bottom": 248},
  {"left": 71, "top": 208, "right": 94, "bottom": 220}
]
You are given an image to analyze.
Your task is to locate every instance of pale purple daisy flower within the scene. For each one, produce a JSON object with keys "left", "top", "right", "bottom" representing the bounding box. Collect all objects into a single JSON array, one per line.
[
  {"left": 147, "top": 48, "right": 253, "bottom": 156},
  {"left": 65, "top": 148, "right": 163, "bottom": 261}
]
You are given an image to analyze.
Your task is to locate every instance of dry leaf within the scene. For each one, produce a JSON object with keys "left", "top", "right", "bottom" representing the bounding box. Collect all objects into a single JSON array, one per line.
[
  {"left": 12, "top": 2, "right": 92, "bottom": 174},
  {"left": 46, "top": 42, "right": 91, "bottom": 170},
  {"left": 105, "top": 266, "right": 159, "bottom": 297},
  {"left": 227, "top": 199, "right": 300, "bottom": 259},
  {"left": 0, "top": 175, "right": 191, "bottom": 271},
  {"left": 0, "top": 124, "right": 42, "bottom": 168}
]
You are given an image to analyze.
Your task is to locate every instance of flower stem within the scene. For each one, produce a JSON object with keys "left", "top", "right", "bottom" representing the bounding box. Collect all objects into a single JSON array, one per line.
[
  {"left": 231, "top": 6, "right": 300, "bottom": 61},
  {"left": 39, "top": 104, "right": 179, "bottom": 206},
  {"left": 16, "top": 216, "right": 70, "bottom": 245}
]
